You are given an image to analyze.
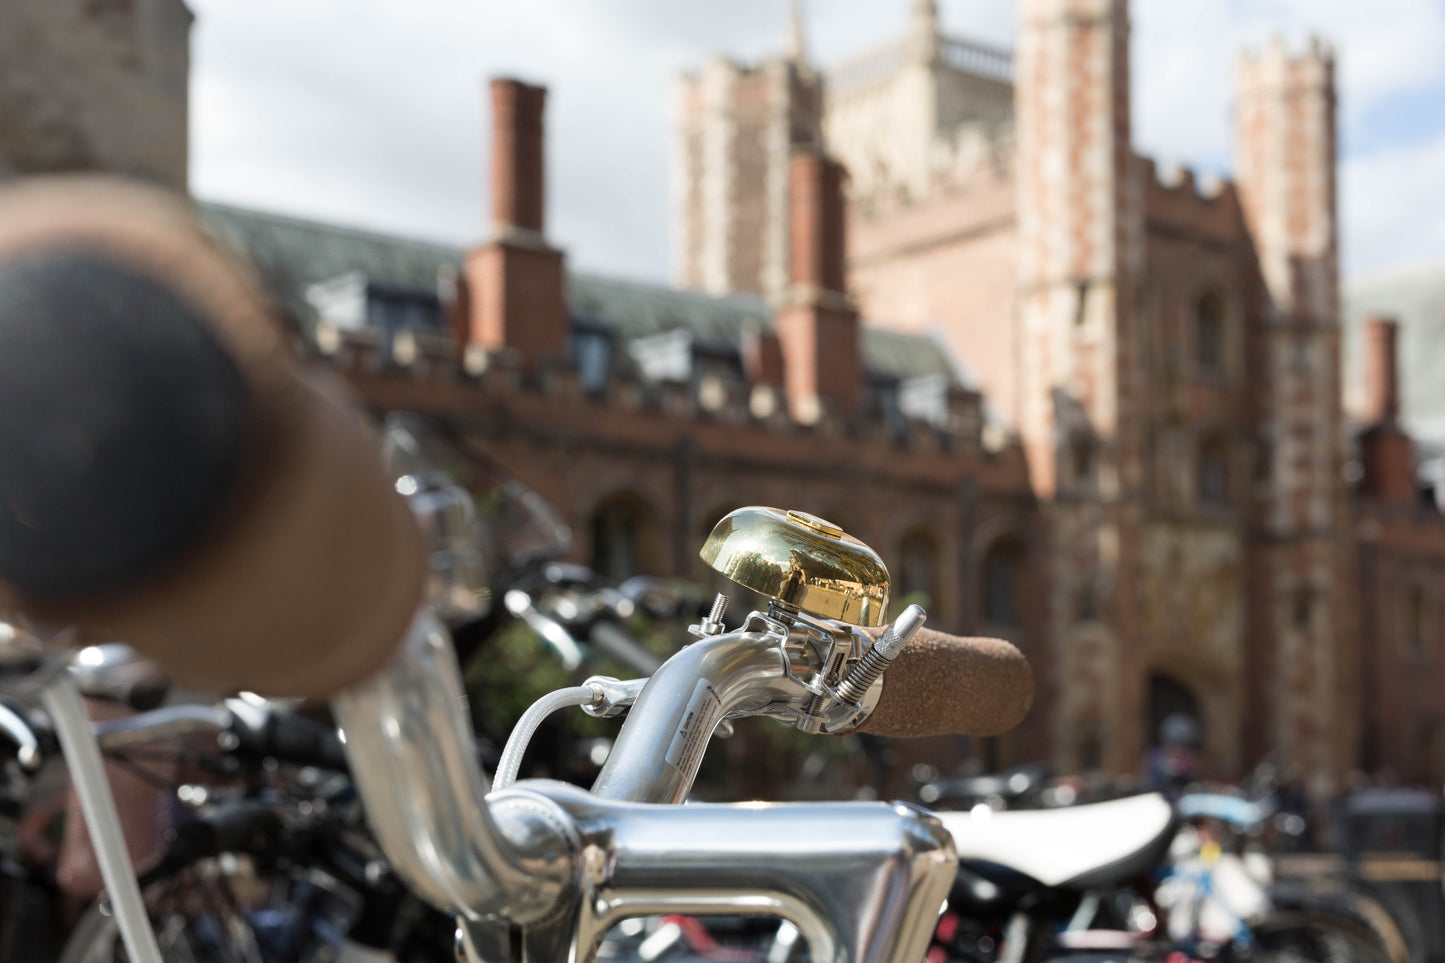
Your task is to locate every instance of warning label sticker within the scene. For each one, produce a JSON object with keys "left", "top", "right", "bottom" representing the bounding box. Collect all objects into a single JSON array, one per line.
[{"left": 665, "top": 678, "right": 722, "bottom": 778}]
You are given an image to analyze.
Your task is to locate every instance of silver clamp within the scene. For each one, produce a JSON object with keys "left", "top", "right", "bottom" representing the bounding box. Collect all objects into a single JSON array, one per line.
[{"left": 580, "top": 676, "right": 649, "bottom": 718}]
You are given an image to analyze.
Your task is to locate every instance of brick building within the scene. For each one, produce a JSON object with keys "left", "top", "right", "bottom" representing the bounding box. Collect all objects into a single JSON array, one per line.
[
  {"left": 3, "top": 0, "right": 1443, "bottom": 792},
  {"left": 674, "top": 0, "right": 1445, "bottom": 793}
]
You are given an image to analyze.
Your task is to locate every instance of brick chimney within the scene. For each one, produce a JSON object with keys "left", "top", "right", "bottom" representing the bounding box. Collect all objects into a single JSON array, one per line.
[
  {"left": 1358, "top": 316, "right": 1415, "bottom": 501},
  {"left": 1362, "top": 316, "right": 1400, "bottom": 424},
  {"left": 774, "top": 151, "right": 860, "bottom": 422},
  {"left": 741, "top": 324, "right": 785, "bottom": 387},
  {"left": 462, "top": 78, "right": 568, "bottom": 372}
]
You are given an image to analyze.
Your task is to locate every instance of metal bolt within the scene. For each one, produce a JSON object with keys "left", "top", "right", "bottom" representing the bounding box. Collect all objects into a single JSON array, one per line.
[
  {"left": 690, "top": 593, "right": 730, "bottom": 638},
  {"left": 835, "top": 604, "right": 926, "bottom": 705}
]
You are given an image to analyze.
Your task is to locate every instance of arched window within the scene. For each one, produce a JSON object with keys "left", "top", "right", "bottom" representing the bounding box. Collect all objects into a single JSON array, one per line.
[
  {"left": 981, "top": 537, "right": 1024, "bottom": 627},
  {"left": 1408, "top": 585, "right": 1428, "bottom": 657},
  {"left": 1195, "top": 290, "right": 1225, "bottom": 372},
  {"left": 1293, "top": 588, "right": 1314, "bottom": 630},
  {"left": 898, "top": 528, "right": 940, "bottom": 611},
  {"left": 1197, "top": 435, "right": 1229, "bottom": 507},
  {"left": 1070, "top": 435, "right": 1096, "bottom": 491},
  {"left": 589, "top": 492, "right": 659, "bottom": 583}
]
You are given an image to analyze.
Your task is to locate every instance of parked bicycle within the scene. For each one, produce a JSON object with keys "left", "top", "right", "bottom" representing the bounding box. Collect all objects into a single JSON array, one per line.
[{"left": 0, "top": 178, "right": 1033, "bottom": 963}]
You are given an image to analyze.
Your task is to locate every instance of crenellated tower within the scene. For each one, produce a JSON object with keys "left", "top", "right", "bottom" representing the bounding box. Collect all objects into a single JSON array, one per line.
[
  {"left": 1014, "top": 0, "right": 1147, "bottom": 773},
  {"left": 673, "top": 9, "right": 824, "bottom": 301},
  {"left": 1234, "top": 38, "right": 1351, "bottom": 789}
]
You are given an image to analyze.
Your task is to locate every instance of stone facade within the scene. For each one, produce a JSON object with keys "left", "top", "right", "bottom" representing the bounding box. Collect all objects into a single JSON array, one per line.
[
  {"left": 673, "top": 43, "right": 823, "bottom": 301},
  {"left": 0, "top": 0, "right": 190, "bottom": 190},
  {"left": 675, "top": 0, "right": 1445, "bottom": 793}
]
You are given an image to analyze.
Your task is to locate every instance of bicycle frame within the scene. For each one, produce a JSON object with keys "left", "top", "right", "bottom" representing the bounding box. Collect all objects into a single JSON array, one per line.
[{"left": 333, "top": 608, "right": 957, "bottom": 963}]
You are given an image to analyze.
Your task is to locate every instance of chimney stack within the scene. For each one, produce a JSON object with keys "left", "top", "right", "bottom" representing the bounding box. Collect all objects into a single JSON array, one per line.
[
  {"left": 774, "top": 151, "right": 860, "bottom": 422},
  {"left": 462, "top": 78, "right": 568, "bottom": 372},
  {"left": 787, "top": 152, "right": 847, "bottom": 294},
  {"left": 1358, "top": 315, "right": 1415, "bottom": 502},
  {"left": 490, "top": 79, "right": 547, "bottom": 237},
  {"left": 1363, "top": 316, "right": 1400, "bottom": 424}
]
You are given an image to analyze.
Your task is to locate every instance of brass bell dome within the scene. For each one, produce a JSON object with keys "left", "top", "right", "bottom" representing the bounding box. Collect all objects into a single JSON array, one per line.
[{"left": 699, "top": 507, "right": 890, "bottom": 626}]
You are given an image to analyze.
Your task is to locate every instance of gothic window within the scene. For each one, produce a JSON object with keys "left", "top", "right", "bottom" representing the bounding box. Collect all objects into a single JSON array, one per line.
[
  {"left": 1255, "top": 435, "right": 1273, "bottom": 484},
  {"left": 1197, "top": 435, "right": 1229, "bottom": 507},
  {"left": 898, "top": 528, "right": 940, "bottom": 611},
  {"left": 1071, "top": 436, "right": 1096, "bottom": 491},
  {"left": 1291, "top": 335, "right": 1313, "bottom": 373},
  {"left": 981, "top": 537, "right": 1024, "bottom": 627},
  {"left": 589, "top": 493, "right": 659, "bottom": 583},
  {"left": 1075, "top": 581, "right": 1097, "bottom": 622},
  {"left": 1408, "top": 585, "right": 1428, "bottom": 658},
  {"left": 1195, "top": 290, "right": 1226, "bottom": 372},
  {"left": 1293, "top": 588, "right": 1314, "bottom": 631}
]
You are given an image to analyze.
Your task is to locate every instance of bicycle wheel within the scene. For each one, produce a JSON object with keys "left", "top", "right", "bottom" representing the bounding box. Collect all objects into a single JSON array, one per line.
[
  {"left": 59, "top": 848, "right": 368, "bottom": 963},
  {"left": 1248, "top": 908, "right": 1394, "bottom": 963}
]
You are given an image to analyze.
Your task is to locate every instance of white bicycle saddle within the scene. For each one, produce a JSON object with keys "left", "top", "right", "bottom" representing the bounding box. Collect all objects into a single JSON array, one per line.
[{"left": 937, "top": 792, "right": 1177, "bottom": 889}]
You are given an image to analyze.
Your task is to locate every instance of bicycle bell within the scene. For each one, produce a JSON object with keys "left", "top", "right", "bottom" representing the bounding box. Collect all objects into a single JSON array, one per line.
[{"left": 700, "top": 507, "right": 890, "bottom": 626}]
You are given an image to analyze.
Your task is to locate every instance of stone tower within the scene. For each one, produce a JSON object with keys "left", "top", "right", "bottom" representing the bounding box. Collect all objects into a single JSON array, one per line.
[
  {"left": 1235, "top": 38, "right": 1351, "bottom": 789},
  {"left": 1014, "top": 0, "right": 1147, "bottom": 773},
  {"left": 673, "top": 10, "right": 824, "bottom": 300},
  {"left": 0, "top": 0, "right": 192, "bottom": 190},
  {"left": 824, "top": 0, "right": 1012, "bottom": 209}
]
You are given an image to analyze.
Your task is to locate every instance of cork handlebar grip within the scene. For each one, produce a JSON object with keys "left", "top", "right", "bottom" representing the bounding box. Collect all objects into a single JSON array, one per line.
[{"left": 845, "top": 628, "right": 1034, "bottom": 738}]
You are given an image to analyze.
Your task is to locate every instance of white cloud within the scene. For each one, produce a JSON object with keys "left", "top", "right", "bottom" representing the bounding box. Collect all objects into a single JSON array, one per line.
[
  {"left": 1342, "top": 128, "right": 1445, "bottom": 276},
  {"left": 188, "top": 0, "right": 1445, "bottom": 283}
]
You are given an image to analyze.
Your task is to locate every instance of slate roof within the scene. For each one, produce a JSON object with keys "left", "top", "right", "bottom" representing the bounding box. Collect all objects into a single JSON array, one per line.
[
  {"left": 197, "top": 201, "right": 967, "bottom": 387},
  {"left": 1344, "top": 261, "right": 1445, "bottom": 449}
]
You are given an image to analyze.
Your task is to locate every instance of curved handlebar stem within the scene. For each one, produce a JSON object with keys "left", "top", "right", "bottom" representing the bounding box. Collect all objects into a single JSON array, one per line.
[
  {"left": 331, "top": 609, "right": 578, "bottom": 924},
  {"left": 589, "top": 624, "right": 801, "bottom": 804}
]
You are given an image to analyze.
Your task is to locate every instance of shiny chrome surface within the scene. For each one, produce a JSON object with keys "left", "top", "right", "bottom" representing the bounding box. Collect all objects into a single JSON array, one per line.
[
  {"left": 68, "top": 642, "right": 170, "bottom": 703},
  {"left": 91, "top": 704, "right": 228, "bottom": 750},
  {"left": 0, "top": 699, "right": 40, "bottom": 769},
  {"left": 329, "top": 600, "right": 948, "bottom": 963},
  {"left": 518, "top": 781, "right": 958, "bottom": 963},
  {"left": 41, "top": 672, "right": 163, "bottom": 963},
  {"left": 505, "top": 588, "right": 584, "bottom": 670},
  {"left": 700, "top": 507, "right": 890, "bottom": 626},
  {"left": 331, "top": 610, "right": 577, "bottom": 924},
  {"left": 579, "top": 675, "right": 649, "bottom": 718},
  {"left": 589, "top": 622, "right": 801, "bottom": 803}
]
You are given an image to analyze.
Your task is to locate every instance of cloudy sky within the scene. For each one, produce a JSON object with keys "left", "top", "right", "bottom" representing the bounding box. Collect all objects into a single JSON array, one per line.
[{"left": 189, "top": 0, "right": 1445, "bottom": 285}]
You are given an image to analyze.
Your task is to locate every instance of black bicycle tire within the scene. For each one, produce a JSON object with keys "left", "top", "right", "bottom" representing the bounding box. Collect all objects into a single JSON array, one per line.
[{"left": 1248, "top": 907, "right": 1395, "bottom": 963}]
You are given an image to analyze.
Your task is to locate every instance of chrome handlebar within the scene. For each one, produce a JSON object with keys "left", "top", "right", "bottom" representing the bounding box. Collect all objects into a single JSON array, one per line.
[{"left": 330, "top": 601, "right": 948, "bottom": 963}]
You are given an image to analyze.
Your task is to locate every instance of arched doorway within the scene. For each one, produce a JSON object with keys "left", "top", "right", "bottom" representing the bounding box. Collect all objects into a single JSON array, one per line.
[{"left": 1145, "top": 672, "right": 1202, "bottom": 749}]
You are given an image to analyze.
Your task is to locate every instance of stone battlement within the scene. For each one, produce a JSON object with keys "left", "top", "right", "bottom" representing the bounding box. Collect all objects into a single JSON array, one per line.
[
  {"left": 1141, "top": 157, "right": 1245, "bottom": 242},
  {"left": 313, "top": 325, "right": 992, "bottom": 458},
  {"left": 1237, "top": 35, "right": 1335, "bottom": 91}
]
